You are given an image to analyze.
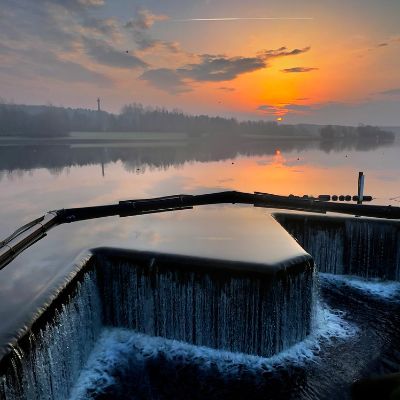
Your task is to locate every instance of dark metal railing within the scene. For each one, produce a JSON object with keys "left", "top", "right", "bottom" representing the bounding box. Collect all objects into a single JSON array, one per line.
[{"left": 1, "top": 190, "right": 400, "bottom": 271}]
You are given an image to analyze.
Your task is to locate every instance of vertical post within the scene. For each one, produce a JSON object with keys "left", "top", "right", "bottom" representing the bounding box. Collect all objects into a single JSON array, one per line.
[
  {"left": 97, "top": 97, "right": 101, "bottom": 112},
  {"left": 357, "top": 171, "right": 364, "bottom": 205}
]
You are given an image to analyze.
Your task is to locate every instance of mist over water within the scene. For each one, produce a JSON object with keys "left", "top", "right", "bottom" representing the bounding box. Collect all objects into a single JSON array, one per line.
[{"left": 0, "top": 133, "right": 399, "bottom": 238}]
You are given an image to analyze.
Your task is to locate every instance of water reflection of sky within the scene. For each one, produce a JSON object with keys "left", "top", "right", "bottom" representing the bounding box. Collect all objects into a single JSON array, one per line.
[
  {"left": 1, "top": 141, "right": 400, "bottom": 363},
  {"left": 1, "top": 143, "right": 400, "bottom": 237}
]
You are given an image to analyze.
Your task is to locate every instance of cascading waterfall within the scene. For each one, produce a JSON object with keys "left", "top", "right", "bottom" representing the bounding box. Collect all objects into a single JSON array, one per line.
[
  {"left": 275, "top": 214, "right": 400, "bottom": 280},
  {"left": 1, "top": 215, "right": 400, "bottom": 399},
  {"left": 1, "top": 272, "right": 102, "bottom": 400},
  {"left": 0, "top": 250, "right": 316, "bottom": 399},
  {"left": 96, "top": 254, "right": 315, "bottom": 357}
]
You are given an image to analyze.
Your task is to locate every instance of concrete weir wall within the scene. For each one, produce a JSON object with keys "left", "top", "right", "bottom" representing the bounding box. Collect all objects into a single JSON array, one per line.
[
  {"left": 0, "top": 247, "right": 314, "bottom": 400},
  {"left": 96, "top": 249, "right": 314, "bottom": 357},
  {"left": 274, "top": 213, "right": 400, "bottom": 280}
]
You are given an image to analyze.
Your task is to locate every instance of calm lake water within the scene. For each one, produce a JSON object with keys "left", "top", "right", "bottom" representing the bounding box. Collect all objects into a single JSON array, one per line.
[
  {"left": 1, "top": 138, "right": 400, "bottom": 400},
  {"left": 0, "top": 137, "right": 399, "bottom": 237}
]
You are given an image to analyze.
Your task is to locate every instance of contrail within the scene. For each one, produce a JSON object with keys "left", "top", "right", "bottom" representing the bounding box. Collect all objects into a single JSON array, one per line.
[{"left": 171, "top": 17, "right": 313, "bottom": 22}]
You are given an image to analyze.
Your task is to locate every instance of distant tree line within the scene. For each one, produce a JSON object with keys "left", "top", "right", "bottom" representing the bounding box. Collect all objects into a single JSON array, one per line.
[
  {"left": 0, "top": 102, "right": 395, "bottom": 141},
  {"left": 319, "top": 124, "right": 394, "bottom": 143}
]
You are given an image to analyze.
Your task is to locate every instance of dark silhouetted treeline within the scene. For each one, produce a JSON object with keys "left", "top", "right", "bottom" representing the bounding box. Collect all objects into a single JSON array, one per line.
[
  {"left": 0, "top": 102, "right": 308, "bottom": 137},
  {"left": 0, "top": 103, "right": 395, "bottom": 143},
  {"left": 319, "top": 124, "right": 395, "bottom": 147}
]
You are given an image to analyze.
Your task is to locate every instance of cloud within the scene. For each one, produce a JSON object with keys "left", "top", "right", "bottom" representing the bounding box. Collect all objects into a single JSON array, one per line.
[
  {"left": 377, "top": 42, "right": 388, "bottom": 47},
  {"left": 82, "top": 37, "right": 148, "bottom": 69},
  {"left": 125, "top": 9, "right": 173, "bottom": 52},
  {"left": 140, "top": 55, "right": 266, "bottom": 93},
  {"left": 125, "top": 9, "right": 168, "bottom": 31},
  {"left": 257, "top": 105, "right": 282, "bottom": 115},
  {"left": 140, "top": 68, "right": 189, "bottom": 93},
  {"left": 285, "top": 104, "right": 313, "bottom": 111},
  {"left": 140, "top": 45, "right": 311, "bottom": 93},
  {"left": 39, "top": 0, "right": 104, "bottom": 10},
  {"left": 218, "top": 87, "right": 235, "bottom": 92},
  {"left": 260, "top": 46, "right": 311, "bottom": 59},
  {"left": 378, "top": 88, "right": 400, "bottom": 96},
  {"left": 178, "top": 55, "right": 266, "bottom": 81},
  {"left": 257, "top": 102, "right": 314, "bottom": 115},
  {"left": 0, "top": 44, "right": 111, "bottom": 86},
  {"left": 81, "top": 17, "right": 120, "bottom": 38},
  {"left": 281, "top": 67, "right": 318, "bottom": 73}
]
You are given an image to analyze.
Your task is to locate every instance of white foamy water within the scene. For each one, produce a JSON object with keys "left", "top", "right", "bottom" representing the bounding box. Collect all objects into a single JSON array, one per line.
[
  {"left": 320, "top": 273, "right": 400, "bottom": 300},
  {"left": 69, "top": 303, "right": 357, "bottom": 399}
]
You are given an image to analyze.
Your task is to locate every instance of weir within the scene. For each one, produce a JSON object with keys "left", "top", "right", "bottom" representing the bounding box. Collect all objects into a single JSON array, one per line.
[
  {"left": 1, "top": 207, "right": 400, "bottom": 399},
  {"left": 0, "top": 235, "right": 314, "bottom": 399},
  {"left": 274, "top": 213, "right": 400, "bottom": 280}
]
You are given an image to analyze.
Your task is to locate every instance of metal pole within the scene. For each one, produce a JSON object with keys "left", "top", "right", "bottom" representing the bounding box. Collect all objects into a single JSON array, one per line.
[{"left": 357, "top": 172, "right": 365, "bottom": 205}]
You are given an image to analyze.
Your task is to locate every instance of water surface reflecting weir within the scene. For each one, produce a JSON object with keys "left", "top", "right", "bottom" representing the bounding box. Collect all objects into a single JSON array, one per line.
[{"left": 0, "top": 192, "right": 400, "bottom": 399}]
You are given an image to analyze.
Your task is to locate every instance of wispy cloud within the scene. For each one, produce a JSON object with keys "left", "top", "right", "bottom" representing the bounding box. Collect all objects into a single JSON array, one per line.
[
  {"left": 378, "top": 88, "right": 400, "bottom": 96},
  {"left": 125, "top": 9, "right": 177, "bottom": 53},
  {"left": 281, "top": 67, "right": 318, "bottom": 73},
  {"left": 260, "top": 46, "right": 311, "bottom": 58},
  {"left": 257, "top": 102, "right": 315, "bottom": 116},
  {"left": 218, "top": 87, "right": 235, "bottom": 92}
]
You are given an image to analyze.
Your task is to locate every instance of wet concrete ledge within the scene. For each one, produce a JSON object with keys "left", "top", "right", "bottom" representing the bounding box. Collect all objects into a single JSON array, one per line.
[{"left": 274, "top": 213, "right": 400, "bottom": 280}]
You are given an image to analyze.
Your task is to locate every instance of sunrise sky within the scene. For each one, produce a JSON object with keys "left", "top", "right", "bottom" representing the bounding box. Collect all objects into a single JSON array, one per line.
[{"left": 1, "top": 0, "right": 399, "bottom": 125}]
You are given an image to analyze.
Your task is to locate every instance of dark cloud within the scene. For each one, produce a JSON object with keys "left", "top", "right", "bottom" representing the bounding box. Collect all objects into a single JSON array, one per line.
[
  {"left": 124, "top": 9, "right": 173, "bottom": 52},
  {"left": 83, "top": 37, "right": 148, "bottom": 69},
  {"left": 178, "top": 55, "right": 266, "bottom": 82},
  {"left": 377, "top": 42, "right": 388, "bottom": 47},
  {"left": 140, "top": 55, "right": 266, "bottom": 93},
  {"left": 257, "top": 103, "right": 313, "bottom": 115},
  {"left": 140, "top": 45, "right": 312, "bottom": 93},
  {"left": 378, "top": 88, "right": 400, "bottom": 95},
  {"left": 140, "top": 68, "right": 189, "bottom": 93},
  {"left": 281, "top": 67, "right": 318, "bottom": 73},
  {"left": 260, "top": 46, "right": 311, "bottom": 59},
  {"left": 257, "top": 105, "right": 278, "bottom": 113}
]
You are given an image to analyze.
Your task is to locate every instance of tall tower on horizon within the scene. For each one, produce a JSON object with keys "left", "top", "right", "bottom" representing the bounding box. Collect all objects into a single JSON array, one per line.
[{"left": 97, "top": 97, "right": 101, "bottom": 112}]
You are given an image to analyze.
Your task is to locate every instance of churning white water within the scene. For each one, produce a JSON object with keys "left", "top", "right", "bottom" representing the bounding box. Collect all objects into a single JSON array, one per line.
[{"left": 68, "top": 301, "right": 357, "bottom": 400}]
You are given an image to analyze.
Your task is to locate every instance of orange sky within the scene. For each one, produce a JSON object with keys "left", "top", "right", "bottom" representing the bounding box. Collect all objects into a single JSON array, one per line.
[{"left": 0, "top": 0, "right": 399, "bottom": 125}]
